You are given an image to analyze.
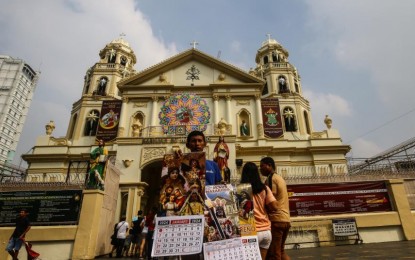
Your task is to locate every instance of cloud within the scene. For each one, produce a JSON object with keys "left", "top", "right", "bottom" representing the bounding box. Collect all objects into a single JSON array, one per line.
[
  {"left": 347, "top": 138, "right": 383, "bottom": 159},
  {"left": 303, "top": 89, "right": 352, "bottom": 130},
  {"left": 305, "top": 0, "right": 415, "bottom": 111},
  {"left": 230, "top": 41, "right": 241, "bottom": 53},
  {"left": 0, "top": 0, "right": 176, "bottom": 164}
]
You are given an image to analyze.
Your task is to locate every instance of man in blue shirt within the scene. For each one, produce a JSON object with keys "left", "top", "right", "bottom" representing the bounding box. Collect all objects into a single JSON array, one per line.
[{"left": 178, "top": 130, "right": 222, "bottom": 186}]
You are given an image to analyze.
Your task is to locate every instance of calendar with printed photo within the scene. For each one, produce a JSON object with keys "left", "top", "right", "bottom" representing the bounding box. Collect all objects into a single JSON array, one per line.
[{"left": 152, "top": 215, "right": 205, "bottom": 257}]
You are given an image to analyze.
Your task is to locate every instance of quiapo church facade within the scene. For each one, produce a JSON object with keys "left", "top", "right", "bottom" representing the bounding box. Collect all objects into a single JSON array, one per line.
[
  {"left": 22, "top": 36, "right": 350, "bottom": 218},
  {"left": 4, "top": 37, "right": 414, "bottom": 260}
]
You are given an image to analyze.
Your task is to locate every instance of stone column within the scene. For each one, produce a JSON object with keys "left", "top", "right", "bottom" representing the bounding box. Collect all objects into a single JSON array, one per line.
[
  {"left": 72, "top": 190, "right": 105, "bottom": 260},
  {"left": 118, "top": 97, "right": 129, "bottom": 137},
  {"left": 213, "top": 95, "right": 219, "bottom": 125},
  {"left": 255, "top": 94, "right": 264, "bottom": 137},
  {"left": 387, "top": 179, "right": 415, "bottom": 240},
  {"left": 225, "top": 95, "right": 231, "bottom": 125},
  {"left": 150, "top": 96, "right": 159, "bottom": 127}
]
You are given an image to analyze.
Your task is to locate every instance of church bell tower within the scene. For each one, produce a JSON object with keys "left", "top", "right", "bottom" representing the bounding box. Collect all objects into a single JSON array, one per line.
[
  {"left": 65, "top": 36, "right": 137, "bottom": 144},
  {"left": 253, "top": 35, "right": 313, "bottom": 137}
]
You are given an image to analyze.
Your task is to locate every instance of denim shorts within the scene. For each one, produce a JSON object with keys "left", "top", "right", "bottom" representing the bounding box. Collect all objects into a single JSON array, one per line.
[{"left": 6, "top": 237, "right": 23, "bottom": 252}]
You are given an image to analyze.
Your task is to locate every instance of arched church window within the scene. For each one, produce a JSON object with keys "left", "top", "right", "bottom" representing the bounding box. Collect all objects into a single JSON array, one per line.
[
  {"left": 303, "top": 111, "right": 311, "bottom": 134},
  {"left": 84, "top": 110, "right": 100, "bottom": 136},
  {"left": 278, "top": 75, "right": 289, "bottom": 93},
  {"left": 263, "top": 56, "right": 269, "bottom": 64},
  {"left": 120, "top": 56, "right": 127, "bottom": 66},
  {"left": 283, "top": 107, "right": 297, "bottom": 132},
  {"left": 262, "top": 81, "right": 269, "bottom": 96},
  {"left": 97, "top": 77, "right": 108, "bottom": 96},
  {"left": 272, "top": 52, "right": 279, "bottom": 62}
]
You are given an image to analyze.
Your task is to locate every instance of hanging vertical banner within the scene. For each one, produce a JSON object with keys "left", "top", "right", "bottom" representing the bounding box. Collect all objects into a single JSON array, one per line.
[
  {"left": 96, "top": 100, "right": 122, "bottom": 143},
  {"left": 261, "top": 98, "right": 283, "bottom": 138}
]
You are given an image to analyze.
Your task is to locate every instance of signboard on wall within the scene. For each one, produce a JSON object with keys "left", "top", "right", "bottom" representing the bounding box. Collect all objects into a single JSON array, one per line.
[
  {"left": 288, "top": 181, "right": 392, "bottom": 217},
  {"left": 0, "top": 190, "right": 83, "bottom": 226},
  {"left": 260, "top": 98, "right": 283, "bottom": 138},
  {"left": 332, "top": 218, "right": 358, "bottom": 236}
]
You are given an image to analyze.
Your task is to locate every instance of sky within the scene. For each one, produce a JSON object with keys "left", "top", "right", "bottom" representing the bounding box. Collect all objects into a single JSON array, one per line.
[{"left": 1, "top": 0, "right": 415, "bottom": 166}]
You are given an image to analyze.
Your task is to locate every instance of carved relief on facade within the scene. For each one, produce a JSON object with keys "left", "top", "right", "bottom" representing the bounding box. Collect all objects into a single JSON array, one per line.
[
  {"left": 236, "top": 99, "right": 250, "bottom": 106},
  {"left": 141, "top": 147, "right": 166, "bottom": 166},
  {"left": 50, "top": 137, "right": 72, "bottom": 146},
  {"left": 133, "top": 102, "right": 148, "bottom": 108}
]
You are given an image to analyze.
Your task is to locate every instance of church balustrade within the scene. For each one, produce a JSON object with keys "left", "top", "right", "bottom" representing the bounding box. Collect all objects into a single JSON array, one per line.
[
  {"left": 95, "top": 63, "right": 118, "bottom": 70},
  {"left": 270, "top": 62, "right": 289, "bottom": 68},
  {"left": 139, "top": 124, "right": 215, "bottom": 138}
]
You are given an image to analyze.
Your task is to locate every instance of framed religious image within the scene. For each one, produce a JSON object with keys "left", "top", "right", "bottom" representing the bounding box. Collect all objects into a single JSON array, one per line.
[{"left": 159, "top": 152, "right": 206, "bottom": 217}]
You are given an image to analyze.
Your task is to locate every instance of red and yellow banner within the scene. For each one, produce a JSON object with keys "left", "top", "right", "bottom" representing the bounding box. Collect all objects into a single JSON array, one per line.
[
  {"left": 288, "top": 181, "right": 392, "bottom": 216},
  {"left": 96, "top": 100, "right": 122, "bottom": 143},
  {"left": 261, "top": 98, "right": 283, "bottom": 138}
]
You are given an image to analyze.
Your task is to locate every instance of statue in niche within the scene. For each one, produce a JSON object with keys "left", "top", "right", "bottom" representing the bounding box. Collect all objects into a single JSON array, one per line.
[
  {"left": 240, "top": 120, "right": 249, "bottom": 136},
  {"left": 132, "top": 120, "right": 142, "bottom": 137},
  {"left": 279, "top": 76, "right": 288, "bottom": 93},
  {"left": 108, "top": 49, "right": 116, "bottom": 63},
  {"left": 98, "top": 78, "right": 107, "bottom": 95},
  {"left": 217, "top": 118, "right": 228, "bottom": 135}
]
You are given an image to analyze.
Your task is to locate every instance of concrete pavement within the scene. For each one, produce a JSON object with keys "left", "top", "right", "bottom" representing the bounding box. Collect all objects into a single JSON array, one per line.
[{"left": 97, "top": 240, "right": 415, "bottom": 259}]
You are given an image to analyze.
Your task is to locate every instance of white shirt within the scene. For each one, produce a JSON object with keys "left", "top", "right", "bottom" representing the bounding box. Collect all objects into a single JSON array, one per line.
[{"left": 116, "top": 221, "right": 129, "bottom": 239}]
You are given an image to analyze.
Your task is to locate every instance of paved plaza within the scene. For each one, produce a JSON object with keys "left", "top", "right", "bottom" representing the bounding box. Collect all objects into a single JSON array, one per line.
[{"left": 97, "top": 240, "right": 415, "bottom": 259}]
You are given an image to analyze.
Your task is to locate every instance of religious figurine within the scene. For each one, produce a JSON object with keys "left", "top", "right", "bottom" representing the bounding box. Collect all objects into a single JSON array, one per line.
[
  {"left": 98, "top": 78, "right": 107, "bottom": 95},
  {"left": 131, "top": 120, "right": 142, "bottom": 137},
  {"left": 279, "top": 76, "right": 288, "bottom": 93},
  {"left": 217, "top": 118, "right": 228, "bottom": 135},
  {"left": 324, "top": 115, "right": 332, "bottom": 129},
  {"left": 87, "top": 139, "right": 108, "bottom": 190},
  {"left": 240, "top": 120, "right": 249, "bottom": 136},
  {"left": 108, "top": 49, "right": 116, "bottom": 63},
  {"left": 213, "top": 136, "right": 230, "bottom": 183},
  {"left": 45, "top": 120, "right": 55, "bottom": 135},
  {"left": 163, "top": 194, "right": 178, "bottom": 216},
  {"left": 182, "top": 191, "right": 204, "bottom": 216}
]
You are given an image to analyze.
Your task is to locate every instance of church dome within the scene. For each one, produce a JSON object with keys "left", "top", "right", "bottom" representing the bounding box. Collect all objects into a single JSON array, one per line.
[
  {"left": 110, "top": 37, "right": 131, "bottom": 48},
  {"left": 261, "top": 38, "right": 280, "bottom": 47}
]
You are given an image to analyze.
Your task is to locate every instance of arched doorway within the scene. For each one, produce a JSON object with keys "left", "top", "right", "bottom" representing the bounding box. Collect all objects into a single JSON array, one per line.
[{"left": 141, "top": 159, "right": 164, "bottom": 213}]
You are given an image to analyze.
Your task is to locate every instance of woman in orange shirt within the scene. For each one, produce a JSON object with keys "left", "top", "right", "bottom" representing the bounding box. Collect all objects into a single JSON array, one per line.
[{"left": 241, "top": 162, "right": 279, "bottom": 259}]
